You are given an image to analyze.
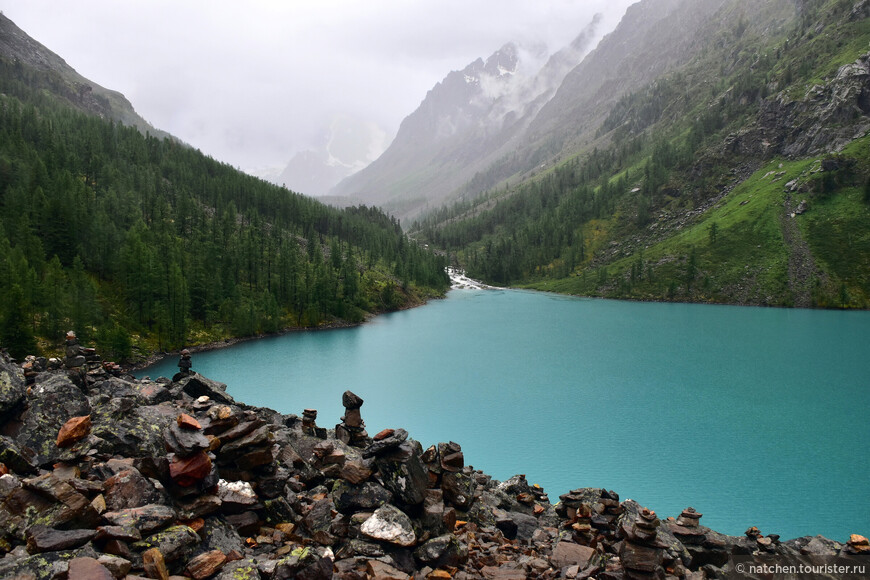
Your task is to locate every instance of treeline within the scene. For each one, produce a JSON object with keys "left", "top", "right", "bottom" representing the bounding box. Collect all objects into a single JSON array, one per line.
[{"left": 0, "top": 59, "right": 448, "bottom": 360}]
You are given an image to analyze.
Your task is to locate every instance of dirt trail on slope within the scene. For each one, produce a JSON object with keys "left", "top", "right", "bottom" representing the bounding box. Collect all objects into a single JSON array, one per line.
[{"left": 779, "top": 197, "right": 817, "bottom": 307}]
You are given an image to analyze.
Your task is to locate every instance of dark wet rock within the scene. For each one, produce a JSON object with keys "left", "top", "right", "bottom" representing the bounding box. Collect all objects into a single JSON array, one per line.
[
  {"left": 0, "top": 352, "right": 26, "bottom": 422},
  {"left": 442, "top": 470, "right": 477, "bottom": 511},
  {"left": 333, "top": 479, "right": 392, "bottom": 513},
  {"left": 195, "top": 516, "right": 244, "bottom": 556},
  {"left": 0, "top": 434, "right": 36, "bottom": 474},
  {"left": 788, "top": 534, "right": 843, "bottom": 555},
  {"left": 438, "top": 441, "right": 464, "bottom": 472},
  {"left": 261, "top": 496, "right": 297, "bottom": 525},
  {"left": 104, "top": 467, "right": 168, "bottom": 511},
  {"left": 178, "top": 374, "right": 234, "bottom": 404},
  {"left": 164, "top": 422, "right": 210, "bottom": 457},
  {"left": 26, "top": 525, "right": 97, "bottom": 553},
  {"left": 375, "top": 441, "right": 428, "bottom": 506},
  {"left": 363, "top": 428, "right": 408, "bottom": 458},
  {"left": 303, "top": 497, "right": 337, "bottom": 544},
  {"left": 413, "top": 533, "right": 468, "bottom": 568}
]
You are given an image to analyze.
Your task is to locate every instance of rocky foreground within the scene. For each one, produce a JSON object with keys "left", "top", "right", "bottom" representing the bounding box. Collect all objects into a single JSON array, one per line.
[{"left": 0, "top": 350, "right": 867, "bottom": 580}]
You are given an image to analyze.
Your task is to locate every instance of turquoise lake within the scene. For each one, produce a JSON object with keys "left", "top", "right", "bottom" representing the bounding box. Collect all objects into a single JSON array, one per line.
[{"left": 139, "top": 289, "right": 870, "bottom": 542}]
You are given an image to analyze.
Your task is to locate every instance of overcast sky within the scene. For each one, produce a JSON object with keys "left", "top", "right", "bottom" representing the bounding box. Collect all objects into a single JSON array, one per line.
[{"left": 1, "top": 1, "right": 637, "bottom": 172}]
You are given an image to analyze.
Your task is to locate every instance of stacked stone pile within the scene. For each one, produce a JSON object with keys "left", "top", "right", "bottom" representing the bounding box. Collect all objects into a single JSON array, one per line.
[{"left": 0, "top": 347, "right": 865, "bottom": 579}]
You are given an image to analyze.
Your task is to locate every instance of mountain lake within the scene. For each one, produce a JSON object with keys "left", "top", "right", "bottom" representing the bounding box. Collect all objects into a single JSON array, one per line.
[{"left": 139, "top": 288, "right": 870, "bottom": 542}]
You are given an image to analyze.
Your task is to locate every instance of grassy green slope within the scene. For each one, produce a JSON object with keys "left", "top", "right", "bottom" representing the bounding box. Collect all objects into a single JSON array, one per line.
[{"left": 530, "top": 141, "right": 870, "bottom": 308}]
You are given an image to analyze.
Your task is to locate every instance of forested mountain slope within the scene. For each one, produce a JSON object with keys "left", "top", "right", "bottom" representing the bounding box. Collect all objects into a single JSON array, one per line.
[
  {"left": 0, "top": 15, "right": 448, "bottom": 361},
  {"left": 412, "top": 0, "right": 870, "bottom": 308}
]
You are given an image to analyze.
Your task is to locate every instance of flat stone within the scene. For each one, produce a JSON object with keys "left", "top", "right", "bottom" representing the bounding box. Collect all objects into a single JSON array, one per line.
[
  {"left": 480, "top": 566, "right": 527, "bottom": 580},
  {"left": 185, "top": 549, "right": 227, "bottom": 580},
  {"left": 26, "top": 525, "right": 97, "bottom": 553},
  {"left": 366, "top": 560, "right": 411, "bottom": 580},
  {"left": 56, "top": 415, "right": 92, "bottom": 448},
  {"left": 103, "top": 504, "right": 177, "bottom": 534},
  {"left": 177, "top": 413, "right": 202, "bottom": 430},
  {"left": 68, "top": 556, "right": 113, "bottom": 580},
  {"left": 550, "top": 541, "right": 595, "bottom": 569}
]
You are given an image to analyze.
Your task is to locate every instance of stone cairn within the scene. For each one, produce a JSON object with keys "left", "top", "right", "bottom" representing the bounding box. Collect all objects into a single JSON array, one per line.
[
  {"left": 671, "top": 506, "right": 705, "bottom": 546},
  {"left": 335, "top": 390, "right": 370, "bottom": 447},
  {"left": 63, "top": 331, "right": 100, "bottom": 370},
  {"left": 620, "top": 507, "right": 668, "bottom": 580},
  {"left": 177, "top": 348, "right": 192, "bottom": 376},
  {"left": 301, "top": 408, "right": 326, "bottom": 438}
]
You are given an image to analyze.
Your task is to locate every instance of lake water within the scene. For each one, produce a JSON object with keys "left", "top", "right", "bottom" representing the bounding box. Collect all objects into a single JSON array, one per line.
[{"left": 139, "top": 289, "right": 870, "bottom": 542}]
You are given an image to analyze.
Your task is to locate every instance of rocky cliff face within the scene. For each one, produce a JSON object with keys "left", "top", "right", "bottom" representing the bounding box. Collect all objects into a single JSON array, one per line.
[
  {"left": 0, "top": 350, "right": 866, "bottom": 578},
  {"left": 0, "top": 13, "right": 172, "bottom": 141},
  {"left": 331, "top": 16, "right": 603, "bottom": 219}
]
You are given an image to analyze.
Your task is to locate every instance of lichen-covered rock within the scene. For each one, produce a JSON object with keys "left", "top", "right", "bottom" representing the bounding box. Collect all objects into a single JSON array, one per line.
[
  {"left": 0, "top": 352, "right": 25, "bottom": 422},
  {"left": 374, "top": 441, "right": 429, "bottom": 506},
  {"left": 102, "top": 504, "right": 177, "bottom": 535},
  {"left": 442, "top": 470, "right": 477, "bottom": 511},
  {"left": 90, "top": 402, "right": 174, "bottom": 458},
  {"left": 15, "top": 373, "right": 90, "bottom": 466},
  {"left": 133, "top": 524, "right": 200, "bottom": 567},
  {"left": 413, "top": 533, "right": 468, "bottom": 568}
]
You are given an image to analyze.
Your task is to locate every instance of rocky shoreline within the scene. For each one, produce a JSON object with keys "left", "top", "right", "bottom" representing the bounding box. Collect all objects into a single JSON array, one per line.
[{"left": 0, "top": 349, "right": 867, "bottom": 580}]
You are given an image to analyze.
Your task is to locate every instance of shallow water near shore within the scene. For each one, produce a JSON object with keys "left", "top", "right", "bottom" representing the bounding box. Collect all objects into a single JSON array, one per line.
[{"left": 140, "top": 289, "right": 870, "bottom": 541}]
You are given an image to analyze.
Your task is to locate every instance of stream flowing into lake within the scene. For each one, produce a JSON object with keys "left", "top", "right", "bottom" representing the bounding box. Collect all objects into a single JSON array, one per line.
[{"left": 139, "top": 289, "right": 870, "bottom": 541}]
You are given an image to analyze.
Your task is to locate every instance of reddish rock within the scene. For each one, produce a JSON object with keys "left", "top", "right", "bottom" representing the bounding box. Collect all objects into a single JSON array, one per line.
[
  {"left": 550, "top": 541, "right": 595, "bottom": 569},
  {"left": 177, "top": 413, "right": 202, "bottom": 430},
  {"left": 68, "top": 556, "right": 114, "bottom": 580},
  {"left": 142, "top": 547, "right": 169, "bottom": 580},
  {"left": 366, "top": 559, "right": 411, "bottom": 580},
  {"left": 169, "top": 451, "right": 212, "bottom": 486},
  {"left": 340, "top": 459, "right": 373, "bottom": 484},
  {"left": 480, "top": 566, "right": 526, "bottom": 579},
  {"left": 56, "top": 415, "right": 91, "bottom": 448},
  {"left": 374, "top": 428, "right": 395, "bottom": 441},
  {"left": 185, "top": 549, "right": 227, "bottom": 579}
]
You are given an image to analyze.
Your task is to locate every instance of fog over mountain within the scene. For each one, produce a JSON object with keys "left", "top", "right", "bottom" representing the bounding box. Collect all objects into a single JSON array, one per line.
[{"left": 0, "top": 0, "right": 637, "bottom": 194}]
